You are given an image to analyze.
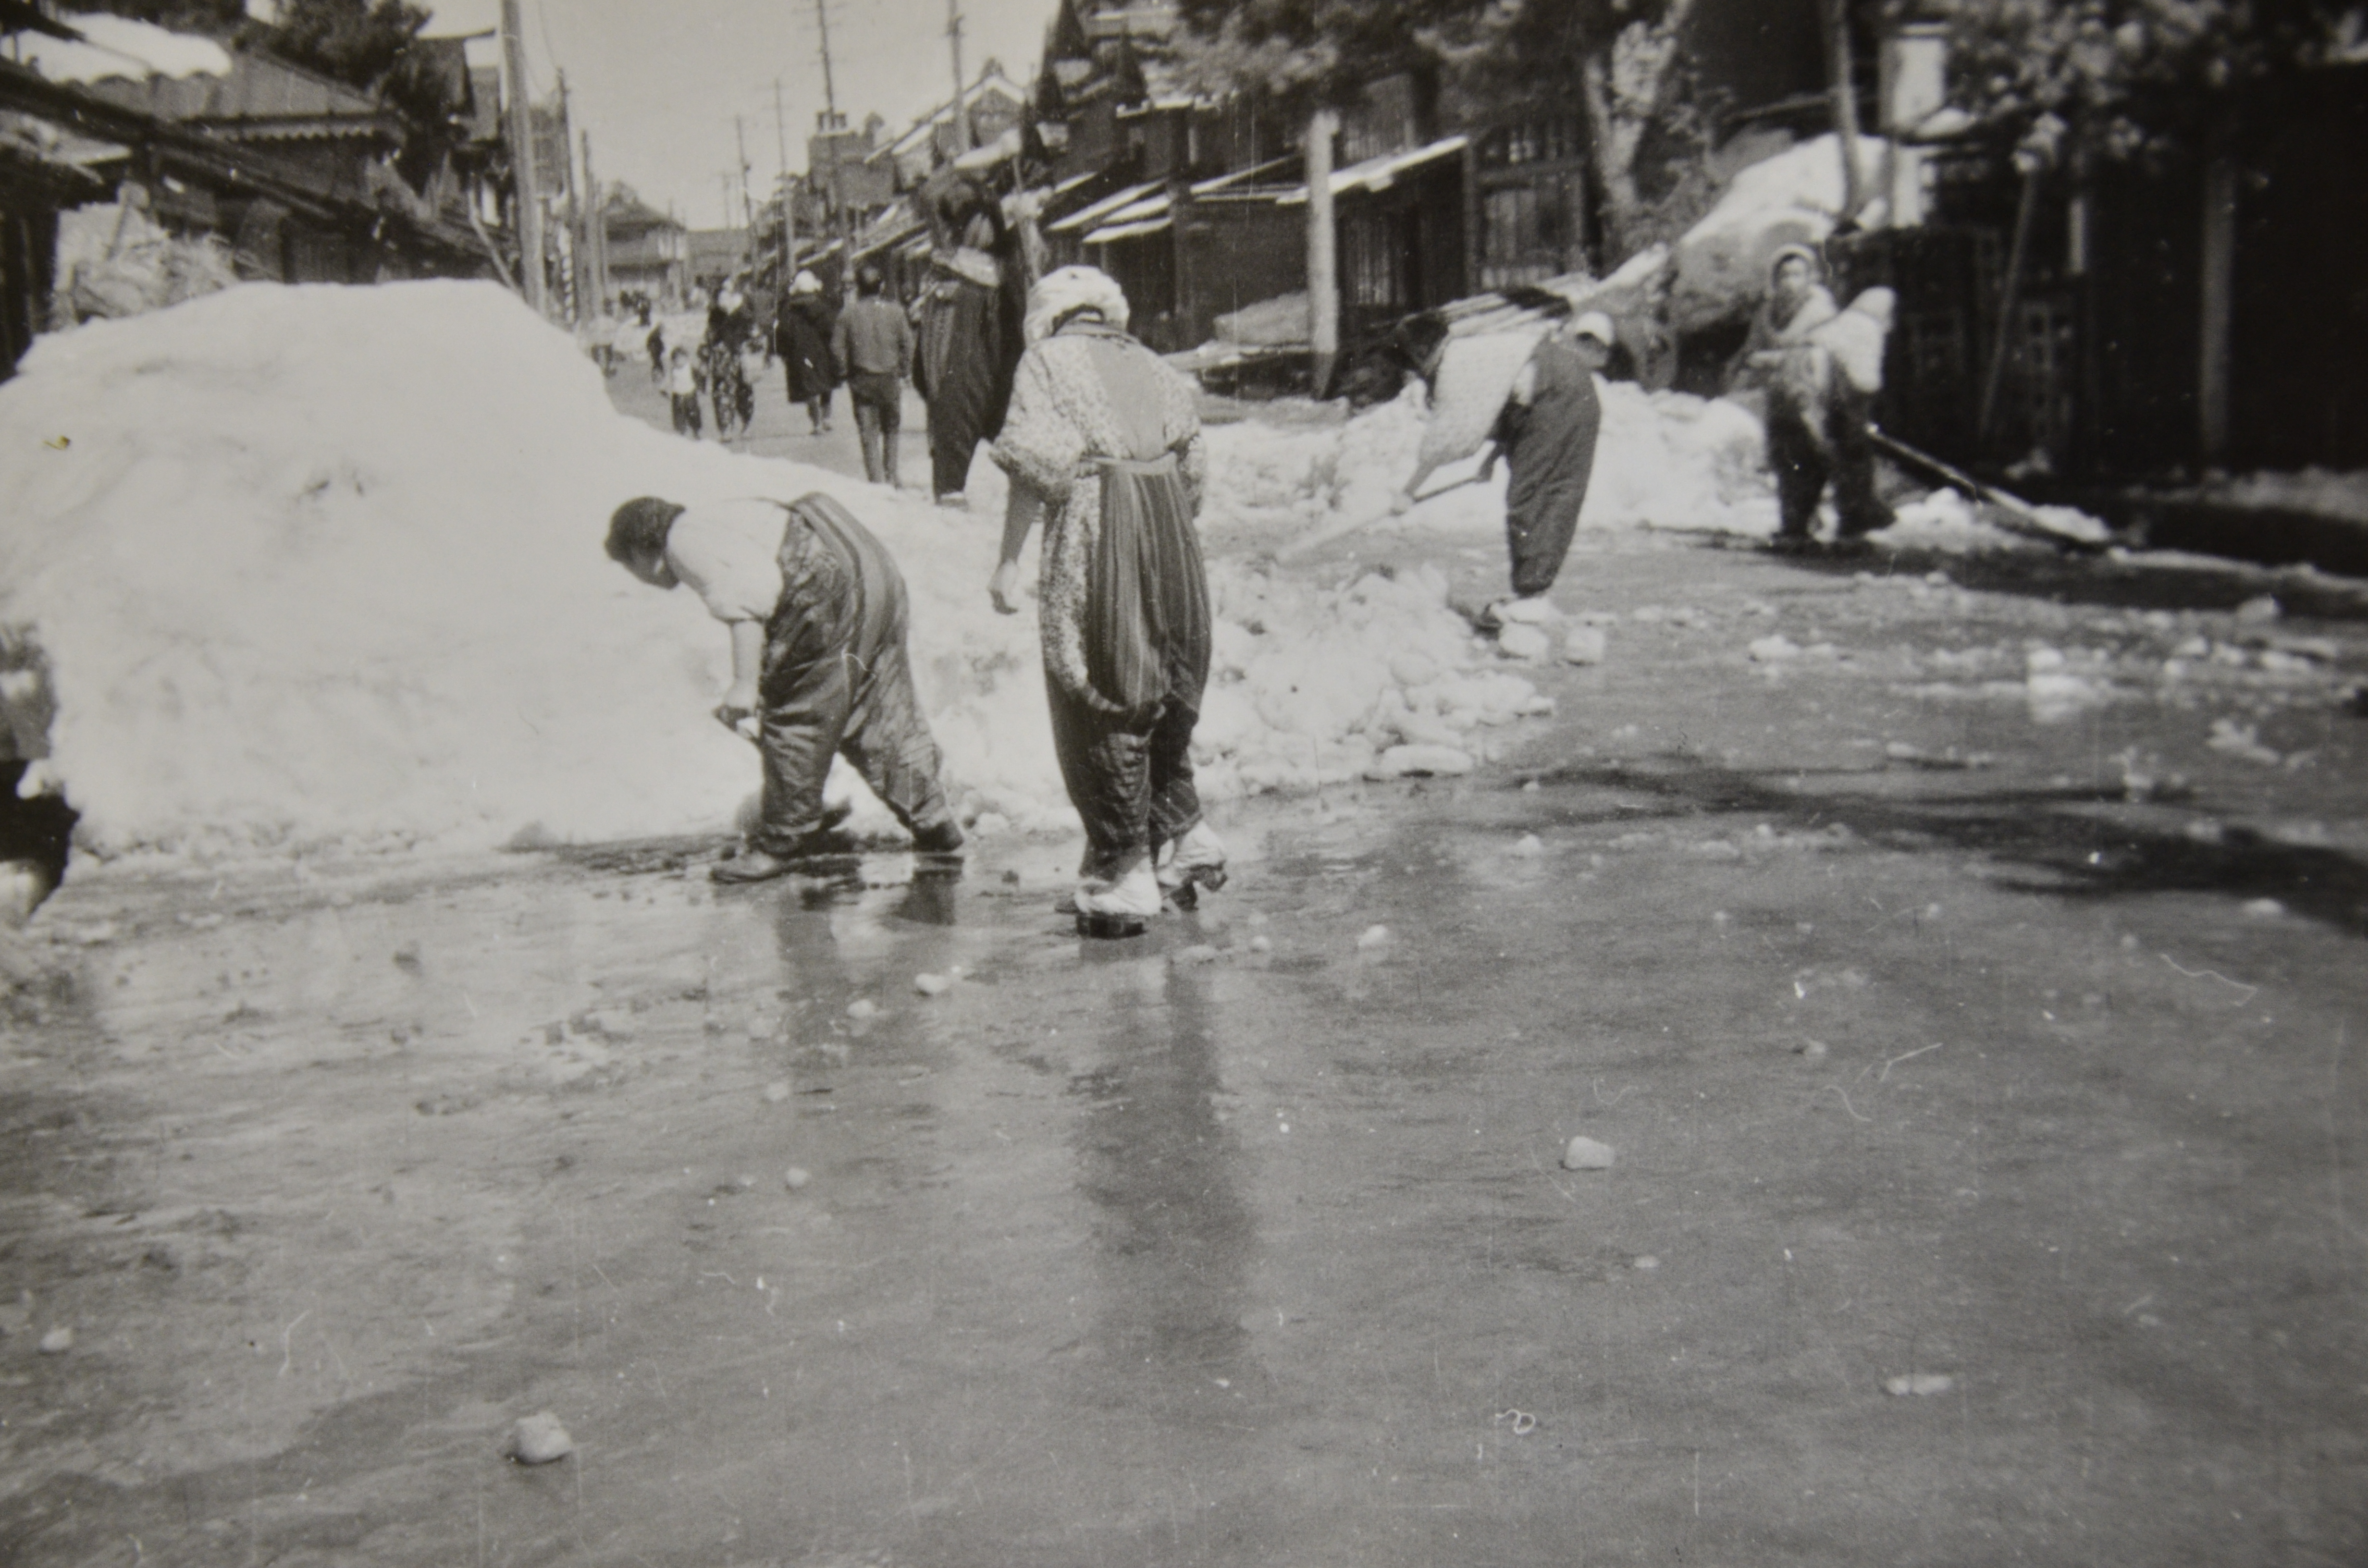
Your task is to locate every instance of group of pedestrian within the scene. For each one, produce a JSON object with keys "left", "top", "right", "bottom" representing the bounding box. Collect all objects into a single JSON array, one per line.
[{"left": 606, "top": 264, "right": 1220, "bottom": 936}]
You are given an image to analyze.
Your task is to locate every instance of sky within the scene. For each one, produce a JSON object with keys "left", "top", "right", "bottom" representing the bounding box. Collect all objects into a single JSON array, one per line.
[{"left": 421, "top": 0, "right": 1056, "bottom": 227}]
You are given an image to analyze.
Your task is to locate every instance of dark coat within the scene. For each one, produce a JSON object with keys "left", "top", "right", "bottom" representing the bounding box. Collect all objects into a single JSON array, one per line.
[{"left": 775, "top": 296, "right": 837, "bottom": 401}]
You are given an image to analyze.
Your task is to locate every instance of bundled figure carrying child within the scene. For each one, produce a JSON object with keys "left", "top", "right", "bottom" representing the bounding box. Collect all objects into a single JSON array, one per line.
[{"left": 1728, "top": 245, "right": 1897, "bottom": 548}]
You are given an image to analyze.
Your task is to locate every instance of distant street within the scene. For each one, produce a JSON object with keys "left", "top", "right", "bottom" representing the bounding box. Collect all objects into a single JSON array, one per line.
[{"left": 604, "top": 343, "right": 958, "bottom": 497}]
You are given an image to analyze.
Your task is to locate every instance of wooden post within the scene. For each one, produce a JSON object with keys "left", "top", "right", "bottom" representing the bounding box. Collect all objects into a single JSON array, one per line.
[
  {"left": 2198, "top": 138, "right": 2237, "bottom": 467},
  {"left": 1824, "top": 0, "right": 1862, "bottom": 220},
  {"left": 1306, "top": 106, "right": 1339, "bottom": 396},
  {"left": 500, "top": 0, "right": 546, "bottom": 315},
  {"left": 556, "top": 71, "right": 580, "bottom": 320},
  {"left": 582, "top": 131, "right": 608, "bottom": 309},
  {"left": 1976, "top": 163, "right": 2040, "bottom": 450}
]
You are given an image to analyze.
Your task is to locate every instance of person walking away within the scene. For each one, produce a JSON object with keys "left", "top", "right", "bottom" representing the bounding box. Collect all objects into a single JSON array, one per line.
[
  {"left": 605, "top": 493, "right": 964, "bottom": 882},
  {"left": 1393, "top": 309, "right": 1612, "bottom": 629},
  {"left": 646, "top": 317, "right": 667, "bottom": 382},
  {"left": 664, "top": 345, "right": 704, "bottom": 438},
  {"left": 912, "top": 174, "right": 1024, "bottom": 509},
  {"left": 833, "top": 264, "right": 915, "bottom": 487},
  {"left": 1729, "top": 245, "right": 1894, "bottom": 546},
  {"left": 775, "top": 270, "right": 839, "bottom": 434},
  {"left": 987, "top": 266, "right": 1224, "bottom": 937}
]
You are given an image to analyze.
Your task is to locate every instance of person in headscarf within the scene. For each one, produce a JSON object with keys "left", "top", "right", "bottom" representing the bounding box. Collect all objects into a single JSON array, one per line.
[
  {"left": 987, "top": 266, "right": 1222, "bottom": 936},
  {"left": 774, "top": 270, "right": 839, "bottom": 435},
  {"left": 912, "top": 172, "right": 1025, "bottom": 509},
  {"left": 1392, "top": 308, "right": 1613, "bottom": 628},
  {"left": 605, "top": 492, "right": 963, "bottom": 883},
  {"left": 1729, "top": 245, "right": 1894, "bottom": 544}
]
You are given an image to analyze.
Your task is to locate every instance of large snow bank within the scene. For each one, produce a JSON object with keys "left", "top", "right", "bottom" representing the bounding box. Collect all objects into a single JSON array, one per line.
[
  {"left": 1671, "top": 134, "right": 1890, "bottom": 331},
  {"left": 25, "top": 13, "right": 232, "bottom": 84},
  {"left": 0, "top": 281, "right": 1543, "bottom": 860},
  {"left": 1205, "top": 377, "right": 1776, "bottom": 555}
]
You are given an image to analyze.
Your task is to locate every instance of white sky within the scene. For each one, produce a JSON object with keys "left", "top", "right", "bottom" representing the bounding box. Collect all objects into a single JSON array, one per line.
[{"left": 424, "top": 0, "right": 1053, "bottom": 227}]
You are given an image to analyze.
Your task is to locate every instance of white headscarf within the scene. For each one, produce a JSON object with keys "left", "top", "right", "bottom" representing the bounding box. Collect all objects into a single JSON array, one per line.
[
  {"left": 789, "top": 270, "right": 823, "bottom": 296},
  {"left": 1023, "top": 264, "right": 1130, "bottom": 347}
]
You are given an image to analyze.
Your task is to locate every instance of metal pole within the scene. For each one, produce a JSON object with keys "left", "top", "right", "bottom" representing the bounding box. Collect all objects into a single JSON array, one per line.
[{"left": 500, "top": 0, "right": 547, "bottom": 314}]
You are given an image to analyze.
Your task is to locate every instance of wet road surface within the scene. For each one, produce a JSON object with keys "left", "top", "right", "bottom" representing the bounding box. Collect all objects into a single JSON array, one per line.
[{"left": 3, "top": 376, "right": 2366, "bottom": 1564}]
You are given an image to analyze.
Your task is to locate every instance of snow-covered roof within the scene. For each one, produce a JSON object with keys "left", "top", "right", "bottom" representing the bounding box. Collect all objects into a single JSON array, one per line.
[
  {"left": 1277, "top": 135, "right": 1468, "bottom": 206},
  {"left": 13, "top": 11, "right": 230, "bottom": 86},
  {"left": 78, "top": 48, "right": 397, "bottom": 142},
  {"left": 1045, "top": 178, "right": 1159, "bottom": 234}
]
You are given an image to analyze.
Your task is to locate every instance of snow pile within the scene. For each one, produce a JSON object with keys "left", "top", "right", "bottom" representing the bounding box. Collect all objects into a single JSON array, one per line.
[
  {"left": 25, "top": 13, "right": 232, "bottom": 84},
  {"left": 0, "top": 281, "right": 1542, "bottom": 860},
  {"left": 1203, "top": 377, "right": 1776, "bottom": 553},
  {"left": 1670, "top": 134, "right": 1891, "bottom": 331},
  {"left": 1192, "top": 564, "right": 1552, "bottom": 795}
]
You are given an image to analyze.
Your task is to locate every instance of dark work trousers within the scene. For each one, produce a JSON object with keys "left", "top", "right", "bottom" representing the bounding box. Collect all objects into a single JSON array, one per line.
[
  {"left": 1768, "top": 382, "right": 1893, "bottom": 539},
  {"left": 1497, "top": 336, "right": 1603, "bottom": 598},
  {"left": 754, "top": 494, "right": 950, "bottom": 854},
  {"left": 848, "top": 371, "right": 902, "bottom": 486},
  {"left": 1043, "top": 452, "right": 1211, "bottom": 882},
  {"left": 1047, "top": 682, "right": 1201, "bottom": 882}
]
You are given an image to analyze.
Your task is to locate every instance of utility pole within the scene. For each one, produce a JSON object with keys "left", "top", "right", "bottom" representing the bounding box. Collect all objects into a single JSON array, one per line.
[
  {"left": 1823, "top": 0, "right": 1863, "bottom": 220},
  {"left": 556, "top": 69, "right": 580, "bottom": 320},
  {"left": 500, "top": 0, "right": 546, "bottom": 315},
  {"left": 773, "top": 77, "right": 798, "bottom": 275},
  {"left": 734, "top": 113, "right": 753, "bottom": 231},
  {"left": 946, "top": 0, "right": 970, "bottom": 151},
  {"left": 582, "top": 130, "right": 608, "bottom": 311},
  {"left": 1305, "top": 107, "right": 1339, "bottom": 396},
  {"left": 815, "top": 0, "right": 839, "bottom": 126}
]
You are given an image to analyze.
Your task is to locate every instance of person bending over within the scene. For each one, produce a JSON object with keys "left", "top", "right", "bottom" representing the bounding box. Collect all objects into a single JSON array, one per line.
[{"left": 606, "top": 493, "right": 964, "bottom": 883}]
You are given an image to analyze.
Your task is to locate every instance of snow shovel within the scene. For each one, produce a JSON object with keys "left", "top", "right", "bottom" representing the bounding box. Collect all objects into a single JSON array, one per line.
[
  {"left": 1864, "top": 426, "right": 2111, "bottom": 553},
  {"left": 1278, "top": 469, "right": 1493, "bottom": 563}
]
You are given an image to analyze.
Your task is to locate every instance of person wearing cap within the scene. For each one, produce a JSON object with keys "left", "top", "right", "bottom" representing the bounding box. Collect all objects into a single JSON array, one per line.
[
  {"left": 1730, "top": 245, "right": 1893, "bottom": 544},
  {"left": 604, "top": 492, "right": 964, "bottom": 882},
  {"left": 774, "top": 270, "right": 839, "bottom": 435},
  {"left": 987, "top": 265, "right": 1222, "bottom": 936},
  {"left": 1393, "top": 309, "right": 1614, "bottom": 628}
]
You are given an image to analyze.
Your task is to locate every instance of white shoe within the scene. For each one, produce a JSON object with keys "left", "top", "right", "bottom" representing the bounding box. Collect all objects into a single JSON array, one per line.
[
  {"left": 1074, "top": 861, "right": 1161, "bottom": 919},
  {"left": 1156, "top": 821, "right": 1228, "bottom": 896}
]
